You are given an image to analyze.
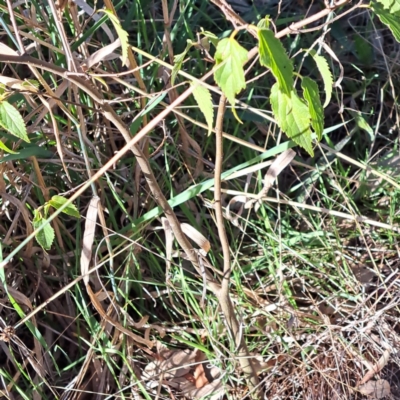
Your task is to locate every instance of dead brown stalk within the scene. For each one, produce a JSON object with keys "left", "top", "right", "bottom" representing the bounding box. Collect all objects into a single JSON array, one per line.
[{"left": 213, "top": 94, "right": 261, "bottom": 396}]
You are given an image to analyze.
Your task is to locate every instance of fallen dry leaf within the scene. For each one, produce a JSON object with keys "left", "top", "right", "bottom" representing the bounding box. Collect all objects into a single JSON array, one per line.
[
  {"left": 144, "top": 349, "right": 197, "bottom": 381},
  {"left": 359, "top": 350, "right": 391, "bottom": 385},
  {"left": 180, "top": 378, "right": 227, "bottom": 400},
  {"left": 193, "top": 351, "right": 208, "bottom": 389},
  {"left": 359, "top": 379, "right": 391, "bottom": 399}
]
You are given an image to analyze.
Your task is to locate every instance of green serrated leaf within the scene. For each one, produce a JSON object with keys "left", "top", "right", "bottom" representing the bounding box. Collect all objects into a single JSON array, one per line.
[
  {"left": 200, "top": 29, "right": 219, "bottom": 48},
  {"left": 191, "top": 83, "right": 214, "bottom": 136},
  {"left": 270, "top": 83, "right": 314, "bottom": 156},
  {"left": 0, "top": 101, "right": 29, "bottom": 142},
  {"left": 44, "top": 203, "right": 51, "bottom": 219},
  {"left": 270, "top": 83, "right": 289, "bottom": 130},
  {"left": 288, "top": 92, "right": 314, "bottom": 156},
  {"left": 302, "top": 77, "right": 324, "bottom": 140},
  {"left": 33, "top": 211, "right": 55, "bottom": 251},
  {"left": 213, "top": 37, "right": 248, "bottom": 121},
  {"left": 258, "top": 29, "right": 293, "bottom": 95},
  {"left": 100, "top": 9, "right": 129, "bottom": 65},
  {"left": 257, "top": 16, "right": 271, "bottom": 29},
  {"left": 171, "top": 40, "right": 193, "bottom": 85},
  {"left": 308, "top": 50, "right": 333, "bottom": 108},
  {"left": 49, "top": 195, "right": 80, "bottom": 218},
  {"left": 375, "top": 0, "right": 400, "bottom": 12},
  {"left": 372, "top": 1, "right": 400, "bottom": 42},
  {"left": 0, "top": 140, "right": 17, "bottom": 154}
]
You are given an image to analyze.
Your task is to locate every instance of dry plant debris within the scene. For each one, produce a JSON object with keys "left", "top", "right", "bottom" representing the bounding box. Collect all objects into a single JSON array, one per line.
[{"left": 0, "top": 0, "right": 399, "bottom": 399}]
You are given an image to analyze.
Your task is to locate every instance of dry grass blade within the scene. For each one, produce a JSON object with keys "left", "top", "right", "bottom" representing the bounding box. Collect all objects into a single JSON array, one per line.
[
  {"left": 359, "top": 350, "right": 391, "bottom": 386},
  {"left": 0, "top": 42, "right": 18, "bottom": 55},
  {"left": 245, "top": 149, "right": 296, "bottom": 209},
  {"left": 83, "top": 38, "right": 122, "bottom": 69},
  {"left": 81, "top": 196, "right": 99, "bottom": 285},
  {"left": 38, "top": 94, "right": 71, "bottom": 181},
  {"left": 359, "top": 379, "right": 391, "bottom": 399},
  {"left": 180, "top": 223, "right": 211, "bottom": 255}
]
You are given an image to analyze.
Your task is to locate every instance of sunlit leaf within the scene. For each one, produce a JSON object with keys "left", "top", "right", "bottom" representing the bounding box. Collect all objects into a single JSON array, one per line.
[
  {"left": 200, "top": 29, "right": 219, "bottom": 48},
  {"left": 33, "top": 210, "right": 55, "bottom": 251},
  {"left": 49, "top": 195, "right": 80, "bottom": 218},
  {"left": 258, "top": 29, "right": 293, "bottom": 95},
  {"left": 191, "top": 83, "right": 214, "bottom": 136},
  {"left": 302, "top": 77, "right": 324, "bottom": 140},
  {"left": 257, "top": 16, "right": 271, "bottom": 29},
  {"left": 309, "top": 50, "right": 333, "bottom": 108},
  {"left": 374, "top": 0, "right": 400, "bottom": 12},
  {"left": 349, "top": 110, "right": 374, "bottom": 141},
  {"left": 270, "top": 83, "right": 313, "bottom": 155},
  {"left": 100, "top": 9, "right": 129, "bottom": 65},
  {"left": 0, "top": 101, "right": 29, "bottom": 142},
  {"left": 213, "top": 37, "right": 248, "bottom": 121},
  {"left": 372, "top": 1, "right": 400, "bottom": 42}
]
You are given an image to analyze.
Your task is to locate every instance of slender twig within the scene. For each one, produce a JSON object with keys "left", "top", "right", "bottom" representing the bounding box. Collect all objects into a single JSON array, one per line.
[
  {"left": 5, "top": 0, "right": 24, "bottom": 53},
  {"left": 213, "top": 95, "right": 261, "bottom": 397}
]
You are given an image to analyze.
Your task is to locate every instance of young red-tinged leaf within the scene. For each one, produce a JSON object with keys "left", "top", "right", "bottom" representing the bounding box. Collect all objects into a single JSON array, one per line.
[
  {"left": 258, "top": 29, "right": 293, "bottom": 95},
  {"left": 302, "top": 77, "right": 324, "bottom": 140},
  {"left": 309, "top": 50, "right": 333, "bottom": 108},
  {"left": 33, "top": 210, "right": 55, "bottom": 251},
  {"left": 191, "top": 83, "right": 214, "bottom": 136},
  {"left": 49, "top": 195, "right": 80, "bottom": 218},
  {"left": 0, "top": 101, "right": 29, "bottom": 142},
  {"left": 100, "top": 9, "right": 129, "bottom": 65},
  {"left": 213, "top": 37, "right": 248, "bottom": 121},
  {"left": 270, "top": 83, "right": 314, "bottom": 156}
]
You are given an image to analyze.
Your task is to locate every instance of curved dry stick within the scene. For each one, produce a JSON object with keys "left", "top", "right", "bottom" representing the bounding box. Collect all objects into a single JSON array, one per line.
[{"left": 213, "top": 95, "right": 261, "bottom": 396}]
